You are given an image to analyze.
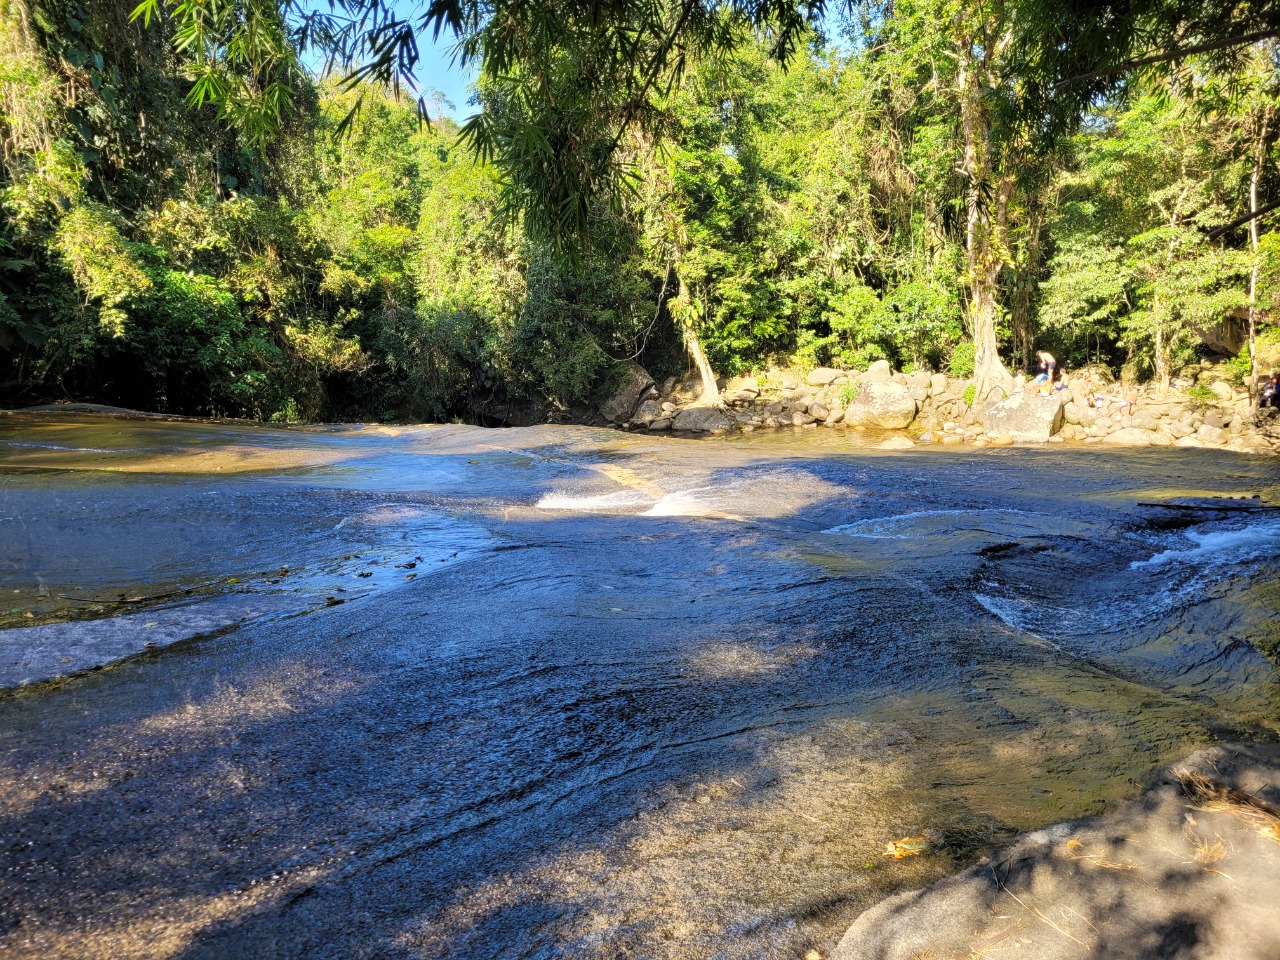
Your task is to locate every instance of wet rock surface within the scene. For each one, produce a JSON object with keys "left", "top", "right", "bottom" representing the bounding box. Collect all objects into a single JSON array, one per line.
[
  {"left": 834, "top": 740, "right": 1280, "bottom": 960},
  {"left": 0, "top": 412, "right": 1278, "bottom": 959}
]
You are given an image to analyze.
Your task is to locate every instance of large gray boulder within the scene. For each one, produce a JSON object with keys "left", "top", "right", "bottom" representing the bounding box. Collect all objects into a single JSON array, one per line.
[
  {"left": 806, "top": 366, "right": 842, "bottom": 386},
  {"left": 982, "top": 393, "right": 1065, "bottom": 442},
  {"left": 862, "top": 359, "right": 893, "bottom": 383},
  {"left": 1103, "top": 426, "right": 1175, "bottom": 446},
  {"left": 598, "top": 361, "right": 654, "bottom": 424},
  {"left": 630, "top": 398, "right": 662, "bottom": 425},
  {"left": 906, "top": 371, "right": 933, "bottom": 393},
  {"left": 671, "top": 406, "right": 734, "bottom": 432},
  {"left": 1062, "top": 400, "right": 1100, "bottom": 427},
  {"left": 844, "top": 381, "right": 918, "bottom": 429}
]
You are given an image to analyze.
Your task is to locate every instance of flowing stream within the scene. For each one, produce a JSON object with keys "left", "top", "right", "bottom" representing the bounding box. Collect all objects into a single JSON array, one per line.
[{"left": 1, "top": 409, "right": 1278, "bottom": 959}]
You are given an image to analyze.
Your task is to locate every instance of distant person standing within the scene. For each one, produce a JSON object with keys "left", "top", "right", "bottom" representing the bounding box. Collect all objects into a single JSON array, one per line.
[{"left": 1036, "top": 350, "right": 1056, "bottom": 384}]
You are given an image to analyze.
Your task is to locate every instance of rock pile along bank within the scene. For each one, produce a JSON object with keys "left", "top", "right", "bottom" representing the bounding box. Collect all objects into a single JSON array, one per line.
[{"left": 599, "top": 359, "right": 1280, "bottom": 454}]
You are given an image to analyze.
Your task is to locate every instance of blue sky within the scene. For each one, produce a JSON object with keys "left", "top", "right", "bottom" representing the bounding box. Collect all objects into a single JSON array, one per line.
[
  {"left": 407, "top": 29, "right": 476, "bottom": 120},
  {"left": 301, "top": 1, "right": 477, "bottom": 120}
]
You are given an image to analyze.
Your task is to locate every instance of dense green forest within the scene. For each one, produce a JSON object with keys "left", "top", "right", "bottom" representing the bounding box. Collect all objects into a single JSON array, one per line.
[{"left": 2, "top": 0, "right": 1279, "bottom": 422}]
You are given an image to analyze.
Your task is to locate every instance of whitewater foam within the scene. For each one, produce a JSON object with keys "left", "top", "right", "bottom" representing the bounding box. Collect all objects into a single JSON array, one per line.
[
  {"left": 536, "top": 490, "right": 652, "bottom": 512},
  {"left": 1131, "top": 522, "right": 1280, "bottom": 569},
  {"left": 823, "top": 508, "right": 1050, "bottom": 539}
]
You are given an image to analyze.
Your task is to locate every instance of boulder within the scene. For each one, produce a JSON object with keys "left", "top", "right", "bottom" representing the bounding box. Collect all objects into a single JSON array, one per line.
[
  {"left": 631, "top": 398, "right": 662, "bottom": 425},
  {"left": 907, "top": 371, "right": 933, "bottom": 392},
  {"left": 981, "top": 393, "right": 1065, "bottom": 443},
  {"left": 599, "top": 361, "right": 655, "bottom": 423},
  {"left": 825, "top": 408, "right": 845, "bottom": 426},
  {"left": 807, "top": 367, "right": 842, "bottom": 386},
  {"left": 1102, "top": 427, "right": 1171, "bottom": 446},
  {"left": 671, "top": 407, "right": 734, "bottom": 432},
  {"left": 791, "top": 411, "right": 816, "bottom": 426},
  {"left": 930, "top": 373, "right": 949, "bottom": 396},
  {"left": 1174, "top": 435, "right": 1205, "bottom": 448},
  {"left": 1208, "top": 380, "right": 1234, "bottom": 401},
  {"left": 1197, "top": 424, "right": 1228, "bottom": 444},
  {"left": 878, "top": 436, "right": 915, "bottom": 450},
  {"left": 843, "top": 381, "right": 919, "bottom": 430},
  {"left": 862, "top": 359, "right": 893, "bottom": 382},
  {"left": 809, "top": 402, "right": 830, "bottom": 420},
  {"left": 648, "top": 418, "right": 672, "bottom": 431},
  {"left": 1062, "top": 400, "right": 1100, "bottom": 427}
]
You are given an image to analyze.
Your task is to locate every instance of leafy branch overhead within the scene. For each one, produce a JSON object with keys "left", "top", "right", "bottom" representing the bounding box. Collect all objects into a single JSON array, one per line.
[{"left": 129, "top": 0, "right": 1280, "bottom": 255}]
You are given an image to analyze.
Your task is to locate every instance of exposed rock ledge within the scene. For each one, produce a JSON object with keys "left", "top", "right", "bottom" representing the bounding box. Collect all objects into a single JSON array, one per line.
[
  {"left": 832, "top": 740, "right": 1280, "bottom": 960},
  {"left": 598, "top": 361, "right": 1280, "bottom": 454}
]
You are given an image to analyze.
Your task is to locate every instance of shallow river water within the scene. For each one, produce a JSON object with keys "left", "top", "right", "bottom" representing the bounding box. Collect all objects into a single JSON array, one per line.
[{"left": 1, "top": 410, "right": 1279, "bottom": 959}]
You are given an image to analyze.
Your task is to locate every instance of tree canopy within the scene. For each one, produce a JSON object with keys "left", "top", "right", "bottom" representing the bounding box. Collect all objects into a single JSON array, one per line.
[{"left": 1, "top": 0, "right": 1278, "bottom": 421}]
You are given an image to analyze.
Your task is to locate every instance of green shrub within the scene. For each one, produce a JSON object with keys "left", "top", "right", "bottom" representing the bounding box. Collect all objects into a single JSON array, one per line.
[
  {"left": 949, "top": 340, "right": 975, "bottom": 378},
  {"left": 839, "top": 380, "right": 860, "bottom": 405},
  {"left": 963, "top": 383, "right": 977, "bottom": 407},
  {"left": 1185, "top": 381, "right": 1216, "bottom": 408}
]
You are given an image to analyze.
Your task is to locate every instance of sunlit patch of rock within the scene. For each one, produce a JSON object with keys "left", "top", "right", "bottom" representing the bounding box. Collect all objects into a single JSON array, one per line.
[
  {"left": 687, "top": 640, "right": 817, "bottom": 679},
  {"left": 394, "top": 721, "right": 952, "bottom": 960}
]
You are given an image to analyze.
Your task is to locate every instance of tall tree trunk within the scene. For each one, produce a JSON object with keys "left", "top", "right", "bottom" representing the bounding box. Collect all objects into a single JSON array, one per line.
[
  {"left": 1154, "top": 314, "right": 1169, "bottom": 394},
  {"left": 1248, "top": 107, "right": 1271, "bottom": 414},
  {"left": 676, "top": 273, "right": 720, "bottom": 406},
  {"left": 958, "top": 37, "right": 1011, "bottom": 399}
]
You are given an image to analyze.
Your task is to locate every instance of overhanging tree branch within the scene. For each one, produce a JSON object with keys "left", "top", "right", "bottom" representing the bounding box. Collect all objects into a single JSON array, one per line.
[
  {"left": 1206, "top": 198, "right": 1280, "bottom": 240},
  {"left": 1054, "top": 28, "right": 1280, "bottom": 90}
]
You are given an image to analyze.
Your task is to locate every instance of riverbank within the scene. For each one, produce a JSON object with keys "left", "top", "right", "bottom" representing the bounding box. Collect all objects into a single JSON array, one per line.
[
  {"left": 602, "top": 360, "right": 1280, "bottom": 455},
  {"left": 832, "top": 739, "right": 1280, "bottom": 960}
]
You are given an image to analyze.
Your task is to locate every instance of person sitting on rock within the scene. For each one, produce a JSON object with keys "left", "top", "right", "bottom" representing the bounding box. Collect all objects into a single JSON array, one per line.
[
  {"left": 1036, "top": 350, "right": 1057, "bottom": 383},
  {"left": 1263, "top": 374, "right": 1279, "bottom": 408},
  {"left": 1054, "top": 371, "right": 1071, "bottom": 393}
]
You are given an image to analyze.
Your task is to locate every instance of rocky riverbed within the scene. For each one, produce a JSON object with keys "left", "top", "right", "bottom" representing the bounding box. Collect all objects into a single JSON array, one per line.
[
  {"left": 1, "top": 409, "right": 1278, "bottom": 959},
  {"left": 603, "top": 359, "right": 1280, "bottom": 455}
]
